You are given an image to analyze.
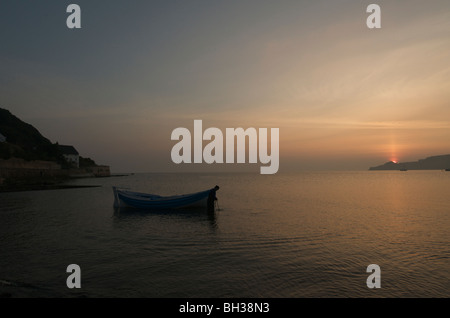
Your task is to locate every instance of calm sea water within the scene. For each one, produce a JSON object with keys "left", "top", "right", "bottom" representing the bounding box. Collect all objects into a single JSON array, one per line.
[{"left": 0, "top": 171, "right": 449, "bottom": 298}]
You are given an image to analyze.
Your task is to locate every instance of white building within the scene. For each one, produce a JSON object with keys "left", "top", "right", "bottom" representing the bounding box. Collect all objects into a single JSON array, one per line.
[
  {"left": 58, "top": 145, "right": 79, "bottom": 168},
  {"left": 0, "top": 133, "right": 6, "bottom": 143}
]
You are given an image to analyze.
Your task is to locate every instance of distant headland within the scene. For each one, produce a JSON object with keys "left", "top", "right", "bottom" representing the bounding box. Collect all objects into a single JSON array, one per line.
[
  {"left": 0, "top": 107, "right": 110, "bottom": 191},
  {"left": 369, "top": 154, "right": 450, "bottom": 171}
]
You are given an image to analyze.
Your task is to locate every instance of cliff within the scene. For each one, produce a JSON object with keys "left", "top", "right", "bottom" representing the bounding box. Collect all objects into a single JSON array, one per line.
[
  {"left": 0, "top": 107, "right": 110, "bottom": 189},
  {"left": 369, "top": 154, "right": 450, "bottom": 170}
]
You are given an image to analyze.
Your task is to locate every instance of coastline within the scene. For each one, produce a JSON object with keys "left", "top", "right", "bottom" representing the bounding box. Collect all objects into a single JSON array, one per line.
[
  {"left": 0, "top": 183, "right": 101, "bottom": 193},
  {"left": 0, "top": 158, "right": 113, "bottom": 193},
  {"left": 0, "top": 173, "right": 131, "bottom": 193}
]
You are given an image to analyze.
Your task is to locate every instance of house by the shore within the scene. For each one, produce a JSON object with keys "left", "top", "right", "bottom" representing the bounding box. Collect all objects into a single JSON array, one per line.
[{"left": 59, "top": 145, "right": 79, "bottom": 168}]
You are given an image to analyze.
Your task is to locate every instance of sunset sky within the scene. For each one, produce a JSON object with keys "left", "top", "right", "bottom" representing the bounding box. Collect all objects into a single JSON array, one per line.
[{"left": 1, "top": 0, "right": 449, "bottom": 172}]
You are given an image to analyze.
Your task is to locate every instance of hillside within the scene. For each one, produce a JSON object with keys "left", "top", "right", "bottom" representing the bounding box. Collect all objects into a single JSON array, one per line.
[{"left": 0, "top": 108, "right": 65, "bottom": 163}]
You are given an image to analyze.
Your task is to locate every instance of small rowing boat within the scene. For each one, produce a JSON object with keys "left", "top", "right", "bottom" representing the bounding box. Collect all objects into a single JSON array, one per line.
[{"left": 113, "top": 186, "right": 219, "bottom": 211}]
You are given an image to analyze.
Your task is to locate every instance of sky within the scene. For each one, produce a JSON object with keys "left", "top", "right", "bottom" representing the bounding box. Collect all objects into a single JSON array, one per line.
[{"left": 1, "top": 0, "right": 450, "bottom": 173}]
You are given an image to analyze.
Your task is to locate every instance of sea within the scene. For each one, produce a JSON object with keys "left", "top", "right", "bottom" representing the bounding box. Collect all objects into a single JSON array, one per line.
[{"left": 0, "top": 171, "right": 449, "bottom": 298}]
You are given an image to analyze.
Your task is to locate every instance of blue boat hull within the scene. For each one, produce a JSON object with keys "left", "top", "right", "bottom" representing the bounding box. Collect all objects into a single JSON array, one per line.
[{"left": 113, "top": 186, "right": 219, "bottom": 211}]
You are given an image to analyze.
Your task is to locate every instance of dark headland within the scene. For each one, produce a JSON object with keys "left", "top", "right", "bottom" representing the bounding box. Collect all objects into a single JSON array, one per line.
[
  {"left": 369, "top": 154, "right": 450, "bottom": 171},
  {"left": 0, "top": 108, "right": 110, "bottom": 192}
]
